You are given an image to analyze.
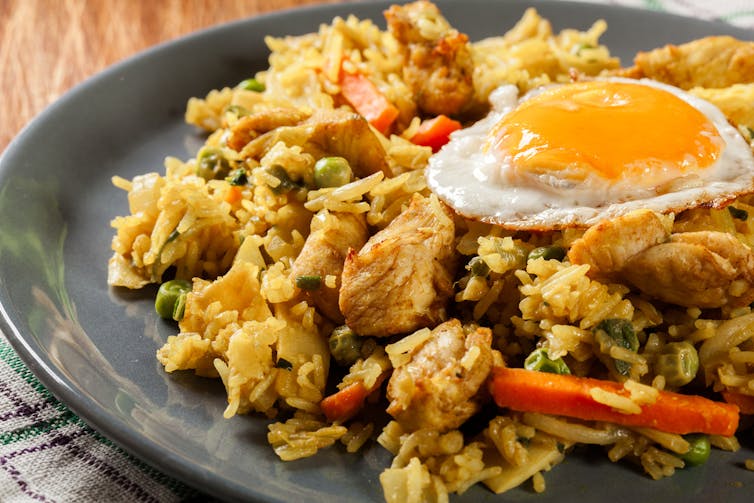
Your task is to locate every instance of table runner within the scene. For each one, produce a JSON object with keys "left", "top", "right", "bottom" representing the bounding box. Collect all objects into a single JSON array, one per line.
[{"left": 2, "top": 1, "right": 752, "bottom": 501}]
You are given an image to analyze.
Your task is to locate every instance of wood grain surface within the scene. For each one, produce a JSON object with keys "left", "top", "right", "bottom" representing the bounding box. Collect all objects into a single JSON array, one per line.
[{"left": 0, "top": 0, "right": 348, "bottom": 153}]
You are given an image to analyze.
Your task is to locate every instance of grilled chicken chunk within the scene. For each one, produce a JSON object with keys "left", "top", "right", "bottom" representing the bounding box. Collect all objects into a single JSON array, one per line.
[
  {"left": 568, "top": 209, "right": 754, "bottom": 308},
  {"left": 339, "top": 193, "right": 457, "bottom": 337},
  {"left": 625, "top": 231, "right": 754, "bottom": 308},
  {"left": 621, "top": 36, "right": 754, "bottom": 90},
  {"left": 290, "top": 211, "right": 369, "bottom": 323},
  {"left": 385, "top": 0, "right": 474, "bottom": 116},
  {"left": 226, "top": 107, "right": 310, "bottom": 152},
  {"left": 567, "top": 209, "right": 671, "bottom": 283},
  {"left": 386, "top": 319, "right": 494, "bottom": 432},
  {"left": 241, "top": 108, "right": 390, "bottom": 178}
]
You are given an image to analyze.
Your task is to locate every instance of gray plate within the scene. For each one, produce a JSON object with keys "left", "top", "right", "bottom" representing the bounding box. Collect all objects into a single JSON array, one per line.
[{"left": 0, "top": 1, "right": 752, "bottom": 502}]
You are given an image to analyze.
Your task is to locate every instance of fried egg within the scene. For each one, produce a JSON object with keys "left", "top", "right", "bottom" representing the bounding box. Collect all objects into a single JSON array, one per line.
[{"left": 426, "top": 78, "right": 754, "bottom": 230}]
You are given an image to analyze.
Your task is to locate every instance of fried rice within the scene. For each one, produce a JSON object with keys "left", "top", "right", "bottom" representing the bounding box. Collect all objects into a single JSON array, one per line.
[{"left": 107, "top": 2, "right": 754, "bottom": 501}]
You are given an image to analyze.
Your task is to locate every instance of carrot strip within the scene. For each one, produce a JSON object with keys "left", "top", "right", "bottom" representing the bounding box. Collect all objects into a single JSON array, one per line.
[
  {"left": 321, "top": 382, "right": 369, "bottom": 424},
  {"left": 224, "top": 185, "right": 242, "bottom": 204},
  {"left": 339, "top": 71, "right": 399, "bottom": 135},
  {"left": 489, "top": 367, "right": 739, "bottom": 436},
  {"left": 320, "top": 372, "right": 388, "bottom": 423},
  {"left": 410, "top": 114, "right": 462, "bottom": 152},
  {"left": 722, "top": 390, "right": 754, "bottom": 415}
]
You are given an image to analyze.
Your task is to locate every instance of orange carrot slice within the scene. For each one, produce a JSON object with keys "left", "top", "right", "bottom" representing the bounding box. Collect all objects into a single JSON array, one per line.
[
  {"left": 224, "top": 185, "right": 243, "bottom": 204},
  {"left": 490, "top": 367, "right": 739, "bottom": 436},
  {"left": 722, "top": 390, "right": 754, "bottom": 415},
  {"left": 410, "top": 114, "right": 462, "bottom": 152},
  {"left": 339, "top": 71, "right": 399, "bottom": 135}
]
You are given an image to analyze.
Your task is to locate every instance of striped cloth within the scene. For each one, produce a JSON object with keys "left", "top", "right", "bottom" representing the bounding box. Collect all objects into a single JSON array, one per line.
[{"left": 1, "top": 1, "right": 752, "bottom": 502}]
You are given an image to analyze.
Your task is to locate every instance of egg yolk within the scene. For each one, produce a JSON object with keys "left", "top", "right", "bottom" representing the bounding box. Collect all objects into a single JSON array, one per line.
[{"left": 488, "top": 81, "right": 723, "bottom": 187}]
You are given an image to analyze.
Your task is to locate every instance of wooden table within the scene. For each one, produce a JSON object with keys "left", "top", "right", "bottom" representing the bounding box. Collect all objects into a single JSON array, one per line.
[{"left": 0, "top": 0, "right": 345, "bottom": 153}]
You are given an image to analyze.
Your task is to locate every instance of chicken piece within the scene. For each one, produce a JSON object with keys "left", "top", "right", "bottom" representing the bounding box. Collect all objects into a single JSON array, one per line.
[
  {"left": 691, "top": 83, "right": 754, "bottom": 133},
  {"left": 567, "top": 209, "right": 671, "bottom": 282},
  {"left": 243, "top": 108, "right": 390, "bottom": 177},
  {"left": 290, "top": 211, "right": 368, "bottom": 323},
  {"left": 386, "top": 319, "right": 493, "bottom": 432},
  {"left": 621, "top": 36, "right": 754, "bottom": 90},
  {"left": 226, "top": 107, "right": 310, "bottom": 152},
  {"left": 624, "top": 231, "right": 754, "bottom": 308},
  {"left": 569, "top": 209, "right": 754, "bottom": 308},
  {"left": 339, "top": 193, "right": 457, "bottom": 337},
  {"left": 385, "top": 0, "right": 474, "bottom": 116}
]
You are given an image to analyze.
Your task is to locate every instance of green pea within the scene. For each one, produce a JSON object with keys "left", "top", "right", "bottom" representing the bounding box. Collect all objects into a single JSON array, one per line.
[
  {"left": 328, "top": 326, "right": 363, "bottom": 367},
  {"left": 238, "top": 77, "right": 265, "bottom": 92},
  {"left": 595, "top": 318, "right": 638, "bottom": 376},
  {"left": 524, "top": 348, "right": 571, "bottom": 374},
  {"left": 681, "top": 434, "right": 711, "bottom": 466},
  {"left": 313, "top": 156, "right": 353, "bottom": 188},
  {"left": 155, "top": 279, "right": 192, "bottom": 321},
  {"left": 528, "top": 246, "right": 566, "bottom": 262},
  {"left": 654, "top": 341, "right": 699, "bottom": 387},
  {"left": 196, "top": 147, "right": 231, "bottom": 181},
  {"left": 468, "top": 256, "right": 490, "bottom": 277},
  {"left": 226, "top": 168, "right": 248, "bottom": 186},
  {"left": 728, "top": 206, "right": 748, "bottom": 221},
  {"left": 295, "top": 275, "right": 322, "bottom": 291},
  {"left": 266, "top": 165, "right": 298, "bottom": 194}
]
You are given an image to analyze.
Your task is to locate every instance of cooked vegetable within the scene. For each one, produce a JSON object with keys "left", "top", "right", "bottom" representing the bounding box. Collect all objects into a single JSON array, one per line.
[
  {"left": 722, "top": 390, "right": 754, "bottom": 414},
  {"left": 226, "top": 168, "right": 248, "bottom": 186},
  {"left": 320, "top": 382, "right": 370, "bottom": 423},
  {"left": 238, "top": 77, "right": 265, "bottom": 92},
  {"left": 196, "top": 147, "right": 232, "bottom": 181},
  {"left": 528, "top": 246, "right": 566, "bottom": 262},
  {"left": 681, "top": 434, "right": 711, "bottom": 466},
  {"left": 410, "top": 114, "right": 462, "bottom": 152},
  {"left": 489, "top": 366, "right": 739, "bottom": 436},
  {"left": 468, "top": 256, "right": 490, "bottom": 277},
  {"left": 595, "top": 318, "right": 638, "bottom": 376},
  {"left": 654, "top": 341, "right": 699, "bottom": 387},
  {"left": 314, "top": 156, "right": 353, "bottom": 188},
  {"left": 266, "top": 165, "right": 298, "bottom": 194},
  {"left": 224, "top": 185, "right": 243, "bottom": 204},
  {"left": 155, "top": 279, "right": 192, "bottom": 321},
  {"left": 328, "top": 325, "right": 363, "bottom": 367},
  {"left": 295, "top": 275, "right": 322, "bottom": 290},
  {"left": 524, "top": 348, "right": 571, "bottom": 374},
  {"left": 339, "top": 70, "right": 399, "bottom": 134}
]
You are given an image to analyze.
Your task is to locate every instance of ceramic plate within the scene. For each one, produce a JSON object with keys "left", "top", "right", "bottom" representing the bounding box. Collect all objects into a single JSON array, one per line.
[{"left": 1, "top": 1, "right": 752, "bottom": 501}]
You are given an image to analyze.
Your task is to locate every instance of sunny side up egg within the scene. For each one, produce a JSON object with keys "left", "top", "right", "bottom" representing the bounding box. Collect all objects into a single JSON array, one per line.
[{"left": 426, "top": 77, "right": 754, "bottom": 230}]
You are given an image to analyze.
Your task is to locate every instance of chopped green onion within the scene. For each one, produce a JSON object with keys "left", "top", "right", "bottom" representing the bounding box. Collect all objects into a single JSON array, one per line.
[
  {"left": 266, "top": 165, "right": 298, "bottom": 194},
  {"left": 238, "top": 77, "right": 265, "bottom": 92},
  {"left": 295, "top": 275, "right": 322, "bottom": 290},
  {"left": 595, "top": 318, "right": 638, "bottom": 376},
  {"left": 528, "top": 246, "right": 566, "bottom": 262},
  {"left": 524, "top": 348, "right": 571, "bottom": 375},
  {"left": 226, "top": 168, "right": 248, "bottom": 186},
  {"left": 468, "top": 256, "right": 490, "bottom": 277}
]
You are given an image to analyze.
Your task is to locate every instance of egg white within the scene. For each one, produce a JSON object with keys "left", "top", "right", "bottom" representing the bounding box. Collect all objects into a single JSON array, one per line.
[{"left": 426, "top": 78, "right": 754, "bottom": 230}]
